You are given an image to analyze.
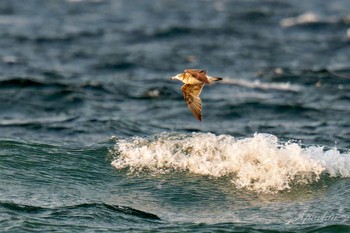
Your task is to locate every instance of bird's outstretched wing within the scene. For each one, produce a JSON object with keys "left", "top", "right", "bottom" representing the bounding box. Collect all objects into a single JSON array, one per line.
[
  {"left": 184, "top": 69, "right": 209, "bottom": 84},
  {"left": 184, "top": 69, "right": 206, "bottom": 74},
  {"left": 181, "top": 83, "right": 204, "bottom": 121}
]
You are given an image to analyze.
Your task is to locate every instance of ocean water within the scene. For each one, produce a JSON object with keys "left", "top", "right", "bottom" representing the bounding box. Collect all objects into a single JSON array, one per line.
[{"left": 1, "top": 0, "right": 350, "bottom": 232}]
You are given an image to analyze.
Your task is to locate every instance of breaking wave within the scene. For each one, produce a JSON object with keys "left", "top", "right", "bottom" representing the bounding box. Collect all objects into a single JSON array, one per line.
[{"left": 110, "top": 133, "right": 350, "bottom": 193}]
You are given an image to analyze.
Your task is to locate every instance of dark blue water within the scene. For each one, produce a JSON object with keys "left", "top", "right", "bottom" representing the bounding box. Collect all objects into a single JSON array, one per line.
[{"left": 1, "top": 0, "right": 350, "bottom": 232}]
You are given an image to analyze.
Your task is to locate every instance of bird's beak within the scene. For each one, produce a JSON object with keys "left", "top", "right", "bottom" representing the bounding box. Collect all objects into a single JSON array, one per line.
[{"left": 169, "top": 75, "right": 180, "bottom": 81}]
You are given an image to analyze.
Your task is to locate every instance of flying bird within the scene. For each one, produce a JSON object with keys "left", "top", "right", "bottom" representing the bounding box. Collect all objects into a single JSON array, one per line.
[{"left": 170, "top": 69, "right": 222, "bottom": 121}]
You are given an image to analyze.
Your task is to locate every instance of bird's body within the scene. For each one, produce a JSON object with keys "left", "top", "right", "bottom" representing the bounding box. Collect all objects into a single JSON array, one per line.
[{"left": 170, "top": 69, "right": 222, "bottom": 121}]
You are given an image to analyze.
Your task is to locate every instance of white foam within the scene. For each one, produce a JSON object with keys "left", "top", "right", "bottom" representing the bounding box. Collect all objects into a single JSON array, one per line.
[
  {"left": 280, "top": 12, "right": 318, "bottom": 27},
  {"left": 110, "top": 133, "right": 350, "bottom": 193},
  {"left": 221, "top": 78, "right": 301, "bottom": 92}
]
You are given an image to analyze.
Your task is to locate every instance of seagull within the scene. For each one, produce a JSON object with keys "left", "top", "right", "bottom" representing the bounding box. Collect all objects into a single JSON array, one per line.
[{"left": 170, "top": 69, "right": 222, "bottom": 121}]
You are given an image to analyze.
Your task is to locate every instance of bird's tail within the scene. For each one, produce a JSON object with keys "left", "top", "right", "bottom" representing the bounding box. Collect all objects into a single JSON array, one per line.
[{"left": 208, "top": 76, "right": 223, "bottom": 84}]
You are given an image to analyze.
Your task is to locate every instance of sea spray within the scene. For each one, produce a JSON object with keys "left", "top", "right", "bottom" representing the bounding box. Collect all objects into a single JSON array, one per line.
[{"left": 110, "top": 133, "right": 350, "bottom": 193}]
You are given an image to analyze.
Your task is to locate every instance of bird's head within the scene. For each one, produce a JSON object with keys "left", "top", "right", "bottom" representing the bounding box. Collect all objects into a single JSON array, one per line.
[{"left": 169, "top": 73, "right": 185, "bottom": 82}]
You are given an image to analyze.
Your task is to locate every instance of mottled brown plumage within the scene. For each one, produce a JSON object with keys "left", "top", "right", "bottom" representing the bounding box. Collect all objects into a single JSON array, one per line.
[
  {"left": 170, "top": 69, "right": 222, "bottom": 121},
  {"left": 181, "top": 83, "right": 204, "bottom": 121}
]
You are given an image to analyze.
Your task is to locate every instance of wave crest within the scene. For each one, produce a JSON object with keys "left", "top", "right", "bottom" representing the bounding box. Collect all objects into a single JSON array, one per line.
[{"left": 110, "top": 133, "right": 350, "bottom": 193}]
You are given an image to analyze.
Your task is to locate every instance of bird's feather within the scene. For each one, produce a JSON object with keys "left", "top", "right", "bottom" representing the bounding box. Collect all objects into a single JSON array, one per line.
[
  {"left": 181, "top": 83, "right": 204, "bottom": 121},
  {"left": 184, "top": 69, "right": 210, "bottom": 84}
]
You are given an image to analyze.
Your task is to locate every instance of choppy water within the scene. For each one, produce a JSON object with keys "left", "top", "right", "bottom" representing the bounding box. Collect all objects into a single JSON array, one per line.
[{"left": 1, "top": 0, "right": 350, "bottom": 232}]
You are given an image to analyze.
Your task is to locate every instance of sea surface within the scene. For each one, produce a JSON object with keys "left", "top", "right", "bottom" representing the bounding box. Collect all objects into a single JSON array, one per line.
[{"left": 1, "top": 0, "right": 350, "bottom": 232}]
